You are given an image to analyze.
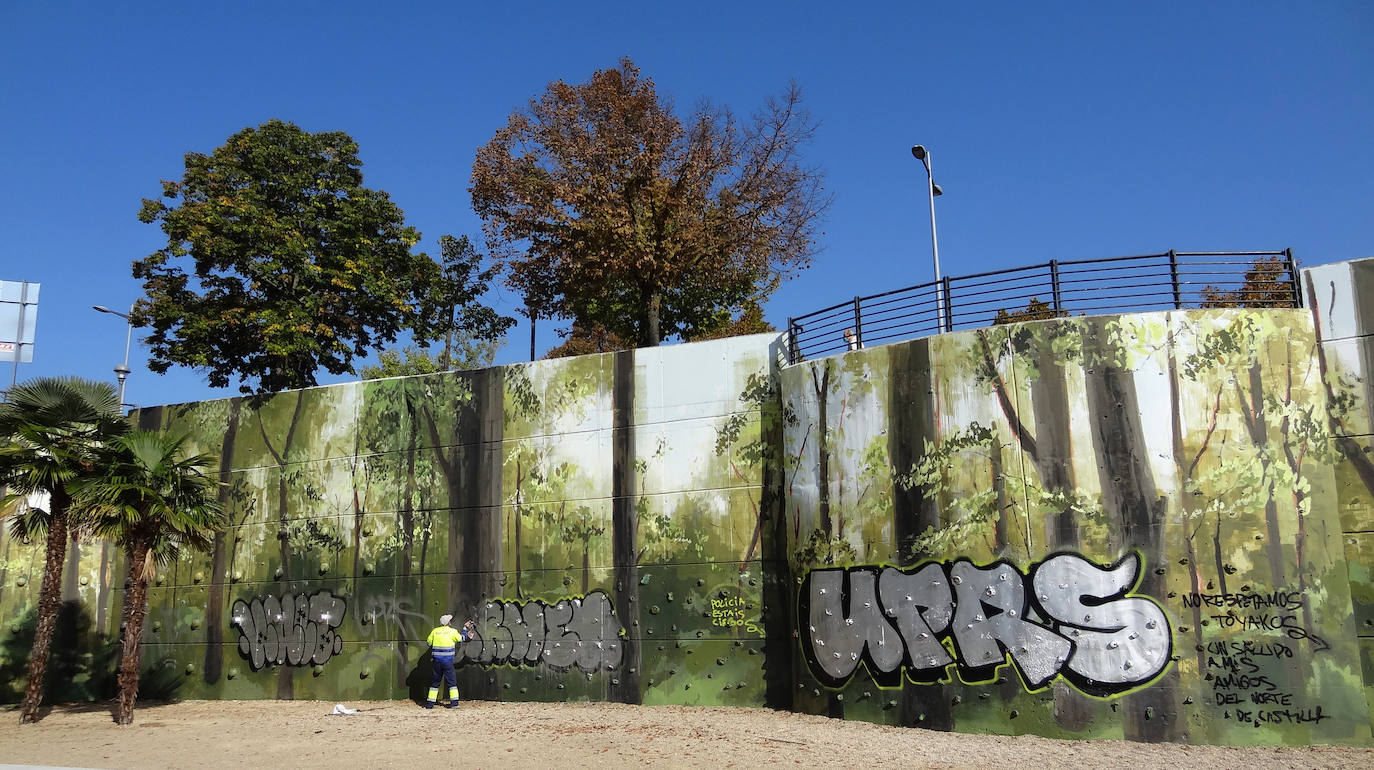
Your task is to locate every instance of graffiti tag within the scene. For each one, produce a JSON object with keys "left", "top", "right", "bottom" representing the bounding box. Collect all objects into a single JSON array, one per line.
[
  {"left": 799, "top": 553, "right": 1172, "bottom": 697},
  {"left": 461, "top": 590, "right": 625, "bottom": 674},
  {"left": 711, "top": 594, "right": 746, "bottom": 628},
  {"left": 231, "top": 590, "right": 347, "bottom": 671},
  {"left": 349, "top": 592, "right": 433, "bottom": 668}
]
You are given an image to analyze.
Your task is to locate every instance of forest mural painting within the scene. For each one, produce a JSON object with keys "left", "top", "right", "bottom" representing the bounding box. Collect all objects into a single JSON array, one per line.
[
  {"left": 2, "top": 300, "right": 1373, "bottom": 747},
  {"left": 0, "top": 334, "right": 776, "bottom": 709},
  {"left": 780, "top": 307, "right": 1371, "bottom": 745}
]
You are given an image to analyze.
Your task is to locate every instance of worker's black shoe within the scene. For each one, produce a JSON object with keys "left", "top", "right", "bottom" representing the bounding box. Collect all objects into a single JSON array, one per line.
[
  {"left": 446, "top": 701, "right": 460, "bottom": 709},
  {"left": 422, "top": 702, "right": 434, "bottom": 709}
]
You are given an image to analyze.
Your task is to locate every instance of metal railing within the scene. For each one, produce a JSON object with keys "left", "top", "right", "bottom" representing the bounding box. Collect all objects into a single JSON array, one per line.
[{"left": 785, "top": 249, "right": 1300, "bottom": 364}]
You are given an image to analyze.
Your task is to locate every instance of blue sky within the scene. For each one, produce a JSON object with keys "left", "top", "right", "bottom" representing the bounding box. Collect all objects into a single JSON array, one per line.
[{"left": 2, "top": 1, "right": 1371, "bottom": 409}]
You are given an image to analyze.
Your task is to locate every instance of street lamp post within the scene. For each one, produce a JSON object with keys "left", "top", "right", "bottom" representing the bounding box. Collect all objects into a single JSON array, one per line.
[
  {"left": 911, "top": 145, "right": 945, "bottom": 331},
  {"left": 93, "top": 305, "right": 133, "bottom": 410}
]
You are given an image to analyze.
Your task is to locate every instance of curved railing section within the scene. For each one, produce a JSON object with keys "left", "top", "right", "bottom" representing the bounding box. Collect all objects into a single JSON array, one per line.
[{"left": 784, "top": 249, "right": 1300, "bottom": 364}]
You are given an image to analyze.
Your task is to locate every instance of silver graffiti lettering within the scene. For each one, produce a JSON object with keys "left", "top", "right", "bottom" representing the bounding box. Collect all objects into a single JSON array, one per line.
[
  {"left": 950, "top": 560, "right": 1071, "bottom": 687},
  {"left": 1032, "top": 553, "right": 1170, "bottom": 685},
  {"left": 800, "top": 553, "right": 1172, "bottom": 697},
  {"left": 231, "top": 590, "right": 346, "bottom": 671},
  {"left": 808, "top": 570, "right": 901, "bottom": 680},
  {"left": 879, "top": 563, "right": 954, "bottom": 670},
  {"left": 460, "top": 590, "right": 624, "bottom": 674}
]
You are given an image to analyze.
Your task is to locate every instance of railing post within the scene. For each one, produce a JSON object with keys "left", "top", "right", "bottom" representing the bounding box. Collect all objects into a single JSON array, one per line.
[
  {"left": 941, "top": 276, "right": 953, "bottom": 332},
  {"left": 1285, "top": 248, "right": 1303, "bottom": 308},
  {"left": 786, "top": 317, "right": 799, "bottom": 364},
  {"left": 1049, "top": 260, "right": 1063, "bottom": 312},
  {"left": 1169, "top": 249, "right": 1182, "bottom": 309},
  {"left": 852, "top": 296, "right": 864, "bottom": 349}
]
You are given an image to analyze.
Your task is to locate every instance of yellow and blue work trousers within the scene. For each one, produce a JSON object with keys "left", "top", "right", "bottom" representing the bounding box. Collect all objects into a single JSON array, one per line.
[{"left": 426, "top": 626, "right": 467, "bottom": 705}]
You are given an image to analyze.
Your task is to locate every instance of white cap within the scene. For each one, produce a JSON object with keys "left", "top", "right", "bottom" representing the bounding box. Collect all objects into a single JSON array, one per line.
[{"left": 439, "top": 614, "right": 454, "bottom": 626}]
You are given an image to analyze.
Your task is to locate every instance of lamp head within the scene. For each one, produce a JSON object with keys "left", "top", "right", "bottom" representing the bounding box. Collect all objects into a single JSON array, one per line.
[
  {"left": 910, "top": 145, "right": 927, "bottom": 160},
  {"left": 93, "top": 304, "right": 132, "bottom": 320},
  {"left": 932, "top": 183, "right": 943, "bottom": 196}
]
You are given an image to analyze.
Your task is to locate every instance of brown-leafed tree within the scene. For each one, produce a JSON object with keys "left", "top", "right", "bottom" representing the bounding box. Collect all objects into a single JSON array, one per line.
[
  {"left": 471, "top": 58, "right": 828, "bottom": 347},
  {"left": 1200, "top": 255, "right": 1298, "bottom": 308},
  {"left": 543, "top": 320, "right": 632, "bottom": 359}
]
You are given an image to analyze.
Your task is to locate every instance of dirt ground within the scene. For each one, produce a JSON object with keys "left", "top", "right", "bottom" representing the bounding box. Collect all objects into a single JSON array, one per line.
[{"left": 0, "top": 700, "right": 1370, "bottom": 770}]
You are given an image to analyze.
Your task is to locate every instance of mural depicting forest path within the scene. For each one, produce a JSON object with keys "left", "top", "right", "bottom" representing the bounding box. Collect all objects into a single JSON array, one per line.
[{"left": 3, "top": 287, "right": 1374, "bottom": 748}]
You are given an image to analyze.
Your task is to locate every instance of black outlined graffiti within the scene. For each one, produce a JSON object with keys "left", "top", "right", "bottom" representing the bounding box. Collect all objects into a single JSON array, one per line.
[
  {"left": 799, "top": 553, "right": 1172, "bottom": 697},
  {"left": 231, "top": 590, "right": 347, "bottom": 670},
  {"left": 460, "top": 590, "right": 624, "bottom": 674}
]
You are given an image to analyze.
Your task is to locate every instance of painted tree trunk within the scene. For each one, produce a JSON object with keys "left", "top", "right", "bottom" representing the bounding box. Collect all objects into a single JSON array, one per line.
[
  {"left": 1244, "top": 364, "right": 1286, "bottom": 587},
  {"left": 350, "top": 481, "right": 364, "bottom": 603},
  {"left": 514, "top": 461, "right": 524, "bottom": 600},
  {"left": 19, "top": 496, "right": 70, "bottom": 723},
  {"left": 986, "top": 440, "right": 1024, "bottom": 705},
  {"left": 95, "top": 542, "right": 111, "bottom": 642},
  {"left": 204, "top": 397, "right": 241, "bottom": 684},
  {"left": 0, "top": 521, "right": 8, "bottom": 617},
  {"left": 61, "top": 535, "right": 80, "bottom": 604},
  {"left": 52, "top": 531, "right": 84, "bottom": 700},
  {"left": 1168, "top": 339, "right": 1208, "bottom": 676},
  {"left": 889, "top": 341, "right": 953, "bottom": 730},
  {"left": 115, "top": 539, "right": 151, "bottom": 725},
  {"left": 1027, "top": 337, "right": 1096, "bottom": 730},
  {"left": 1031, "top": 343, "right": 1077, "bottom": 548},
  {"left": 274, "top": 462, "right": 293, "bottom": 700},
  {"left": 1083, "top": 329, "right": 1180, "bottom": 743},
  {"left": 258, "top": 391, "right": 305, "bottom": 701},
  {"left": 759, "top": 373, "right": 794, "bottom": 711},
  {"left": 397, "top": 409, "right": 417, "bottom": 690},
  {"left": 465, "top": 368, "right": 504, "bottom": 699},
  {"left": 812, "top": 361, "right": 833, "bottom": 541},
  {"left": 611, "top": 350, "right": 642, "bottom": 704}
]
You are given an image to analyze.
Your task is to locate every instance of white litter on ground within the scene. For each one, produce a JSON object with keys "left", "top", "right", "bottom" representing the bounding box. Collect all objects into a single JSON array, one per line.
[{"left": 330, "top": 704, "right": 357, "bottom": 715}]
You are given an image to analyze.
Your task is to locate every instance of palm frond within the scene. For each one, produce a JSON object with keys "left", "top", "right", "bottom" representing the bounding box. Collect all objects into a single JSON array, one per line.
[{"left": 80, "top": 430, "right": 227, "bottom": 575}]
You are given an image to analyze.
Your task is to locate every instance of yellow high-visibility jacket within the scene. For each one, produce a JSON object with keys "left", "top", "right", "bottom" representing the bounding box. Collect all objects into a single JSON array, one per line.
[{"left": 427, "top": 625, "right": 467, "bottom": 662}]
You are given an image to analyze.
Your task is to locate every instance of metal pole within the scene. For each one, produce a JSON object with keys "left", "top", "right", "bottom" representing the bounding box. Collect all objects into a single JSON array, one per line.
[
  {"left": 852, "top": 296, "right": 863, "bottom": 349},
  {"left": 116, "top": 312, "right": 133, "bottom": 409},
  {"left": 1169, "top": 250, "right": 1181, "bottom": 309},
  {"left": 942, "top": 276, "right": 953, "bottom": 332},
  {"left": 93, "top": 304, "right": 134, "bottom": 411},
  {"left": 1285, "top": 248, "right": 1303, "bottom": 309},
  {"left": 10, "top": 282, "right": 27, "bottom": 390},
  {"left": 1050, "top": 260, "right": 1063, "bottom": 312},
  {"left": 924, "top": 155, "right": 943, "bottom": 330},
  {"left": 529, "top": 311, "right": 537, "bottom": 362}
]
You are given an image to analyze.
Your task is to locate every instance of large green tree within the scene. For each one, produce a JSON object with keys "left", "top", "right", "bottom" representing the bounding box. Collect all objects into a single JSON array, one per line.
[
  {"left": 471, "top": 58, "right": 828, "bottom": 347},
  {"left": 79, "top": 431, "right": 224, "bottom": 725},
  {"left": 135, "top": 119, "right": 500, "bottom": 394},
  {"left": 0, "top": 377, "right": 126, "bottom": 723},
  {"left": 362, "top": 235, "right": 512, "bottom": 378}
]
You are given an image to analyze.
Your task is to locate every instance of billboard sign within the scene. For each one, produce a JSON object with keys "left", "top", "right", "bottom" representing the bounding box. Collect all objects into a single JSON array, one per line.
[{"left": 0, "top": 280, "right": 39, "bottom": 364}]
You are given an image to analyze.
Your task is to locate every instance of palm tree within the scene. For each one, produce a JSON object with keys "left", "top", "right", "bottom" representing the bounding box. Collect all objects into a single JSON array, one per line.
[
  {"left": 0, "top": 377, "right": 125, "bottom": 724},
  {"left": 80, "top": 431, "right": 224, "bottom": 725}
]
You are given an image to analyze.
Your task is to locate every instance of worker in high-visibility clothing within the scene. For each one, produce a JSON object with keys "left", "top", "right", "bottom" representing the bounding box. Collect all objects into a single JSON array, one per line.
[{"left": 424, "top": 614, "right": 475, "bottom": 709}]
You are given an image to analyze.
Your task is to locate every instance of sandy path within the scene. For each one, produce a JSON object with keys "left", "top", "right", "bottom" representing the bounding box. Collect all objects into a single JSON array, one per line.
[{"left": 0, "top": 700, "right": 1369, "bottom": 769}]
